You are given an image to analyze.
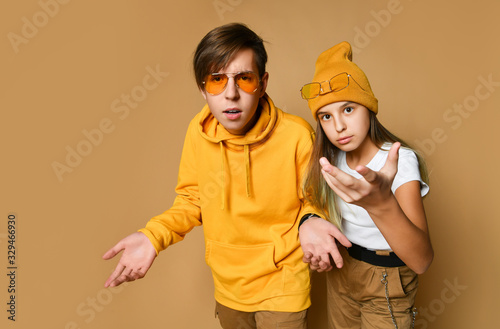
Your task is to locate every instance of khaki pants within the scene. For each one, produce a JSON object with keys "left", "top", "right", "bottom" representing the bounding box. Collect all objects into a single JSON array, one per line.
[
  {"left": 326, "top": 247, "right": 418, "bottom": 329},
  {"left": 215, "top": 302, "right": 308, "bottom": 329}
]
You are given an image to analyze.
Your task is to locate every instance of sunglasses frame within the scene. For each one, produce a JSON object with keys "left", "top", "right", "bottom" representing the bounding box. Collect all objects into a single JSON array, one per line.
[
  {"left": 300, "top": 72, "right": 365, "bottom": 100},
  {"left": 203, "top": 71, "right": 261, "bottom": 96}
]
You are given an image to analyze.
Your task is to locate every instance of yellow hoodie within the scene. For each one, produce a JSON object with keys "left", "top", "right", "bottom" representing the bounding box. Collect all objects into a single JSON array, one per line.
[{"left": 139, "top": 94, "right": 316, "bottom": 312}]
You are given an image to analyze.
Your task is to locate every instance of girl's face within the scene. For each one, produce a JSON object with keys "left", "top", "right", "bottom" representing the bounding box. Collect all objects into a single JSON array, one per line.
[{"left": 317, "top": 101, "right": 374, "bottom": 154}]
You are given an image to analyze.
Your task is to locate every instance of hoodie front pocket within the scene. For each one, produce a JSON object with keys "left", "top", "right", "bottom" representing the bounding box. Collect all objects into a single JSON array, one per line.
[{"left": 206, "top": 239, "right": 279, "bottom": 301}]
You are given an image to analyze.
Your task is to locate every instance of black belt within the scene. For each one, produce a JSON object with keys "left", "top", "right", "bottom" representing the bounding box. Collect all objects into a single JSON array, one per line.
[{"left": 347, "top": 243, "right": 405, "bottom": 267}]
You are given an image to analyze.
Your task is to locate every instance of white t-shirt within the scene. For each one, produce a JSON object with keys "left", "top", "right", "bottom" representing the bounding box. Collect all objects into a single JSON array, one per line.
[{"left": 337, "top": 143, "right": 429, "bottom": 250}]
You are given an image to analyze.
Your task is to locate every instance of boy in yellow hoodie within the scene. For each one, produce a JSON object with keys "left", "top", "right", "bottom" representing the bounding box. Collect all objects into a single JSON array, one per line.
[{"left": 103, "top": 23, "right": 348, "bottom": 328}]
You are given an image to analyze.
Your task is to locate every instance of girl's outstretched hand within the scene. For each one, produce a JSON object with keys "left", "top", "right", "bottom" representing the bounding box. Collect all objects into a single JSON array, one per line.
[{"left": 320, "top": 142, "right": 400, "bottom": 212}]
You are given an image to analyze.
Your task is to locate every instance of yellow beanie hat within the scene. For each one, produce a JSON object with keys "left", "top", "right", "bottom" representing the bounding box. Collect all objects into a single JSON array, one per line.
[{"left": 305, "top": 41, "right": 378, "bottom": 117}]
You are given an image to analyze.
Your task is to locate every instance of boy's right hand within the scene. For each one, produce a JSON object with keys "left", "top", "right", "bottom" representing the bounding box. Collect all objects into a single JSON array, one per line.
[{"left": 102, "top": 232, "right": 157, "bottom": 288}]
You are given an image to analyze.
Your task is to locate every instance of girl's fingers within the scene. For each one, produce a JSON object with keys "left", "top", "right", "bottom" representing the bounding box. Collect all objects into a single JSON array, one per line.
[
  {"left": 321, "top": 170, "right": 362, "bottom": 203},
  {"left": 319, "top": 157, "right": 331, "bottom": 167},
  {"left": 380, "top": 142, "right": 400, "bottom": 177},
  {"left": 355, "top": 165, "right": 378, "bottom": 183},
  {"left": 321, "top": 170, "right": 352, "bottom": 201},
  {"left": 322, "top": 164, "right": 358, "bottom": 188}
]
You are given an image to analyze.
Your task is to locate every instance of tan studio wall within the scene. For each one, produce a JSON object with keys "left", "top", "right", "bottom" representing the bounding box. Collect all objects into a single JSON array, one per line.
[{"left": 1, "top": 1, "right": 499, "bottom": 328}]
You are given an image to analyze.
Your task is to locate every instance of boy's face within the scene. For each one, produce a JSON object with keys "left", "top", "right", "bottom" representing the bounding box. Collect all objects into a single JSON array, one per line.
[{"left": 201, "top": 48, "right": 268, "bottom": 135}]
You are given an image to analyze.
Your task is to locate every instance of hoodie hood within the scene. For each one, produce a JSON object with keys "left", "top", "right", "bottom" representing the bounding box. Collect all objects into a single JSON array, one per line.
[
  {"left": 196, "top": 93, "right": 278, "bottom": 209},
  {"left": 197, "top": 93, "right": 278, "bottom": 146}
]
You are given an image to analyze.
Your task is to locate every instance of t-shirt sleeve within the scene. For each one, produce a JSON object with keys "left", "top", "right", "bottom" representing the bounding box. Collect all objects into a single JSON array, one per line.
[{"left": 391, "top": 148, "right": 429, "bottom": 197}]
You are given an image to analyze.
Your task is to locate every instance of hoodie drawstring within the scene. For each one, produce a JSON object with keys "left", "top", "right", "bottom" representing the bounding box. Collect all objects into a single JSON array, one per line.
[
  {"left": 244, "top": 144, "right": 251, "bottom": 197},
  {"left": 219, "top": 142, "right": 225, "bottom": 210}
]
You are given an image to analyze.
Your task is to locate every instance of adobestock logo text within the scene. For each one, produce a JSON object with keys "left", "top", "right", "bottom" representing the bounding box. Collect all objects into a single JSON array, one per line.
[
  {"left": 7, "top": 0, "right": 73, "bottom": 54},
  {"left": 51, "top": 65, "right": 169, "bottom": 183},
  {"left": 414, "top": 73, "right": 499, "bottom": 157}
]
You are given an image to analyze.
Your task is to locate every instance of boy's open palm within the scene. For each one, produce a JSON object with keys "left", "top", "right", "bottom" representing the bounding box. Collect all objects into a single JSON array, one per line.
[
  {"left": 320, "top": 143, "right": 400, "bottom": 212},
  {"left": 299, "top": 217, "right": 351, "bottom": 272},
  {"left": 102, "top": 232, "right": 157, "bottom": 288}
]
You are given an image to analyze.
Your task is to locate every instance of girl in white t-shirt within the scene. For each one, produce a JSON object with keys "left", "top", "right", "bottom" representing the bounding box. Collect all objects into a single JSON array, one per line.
[{"left": 298, "top": 42, "right": 433, "bottom": 329}]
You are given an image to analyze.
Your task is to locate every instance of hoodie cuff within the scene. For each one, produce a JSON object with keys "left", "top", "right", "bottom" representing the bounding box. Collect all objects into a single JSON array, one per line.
[{"left": 298, "top": 213, "right": 321, "bottom": 230}]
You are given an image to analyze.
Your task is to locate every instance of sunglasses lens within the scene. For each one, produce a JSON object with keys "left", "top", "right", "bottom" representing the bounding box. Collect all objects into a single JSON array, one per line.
[
  {"left": 204, "top": 74, "right": 228, "bottom": 95},
  {"left": 204, "top": 72, "right": 260, "bottom": 95},
  {"left": 329, "top": 73, "right": 349, "bottom": 92},
  {"left": 301, "top": 83, "right": 320, "bottom": 99},
  {"left": 235, "top": 72, "right": 259, "bottom": 93}
]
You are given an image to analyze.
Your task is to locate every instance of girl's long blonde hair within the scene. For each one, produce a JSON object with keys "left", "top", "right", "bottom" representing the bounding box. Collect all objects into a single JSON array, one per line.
[{"left": 302, "top": 112, "right": 429, "bottom": 229}]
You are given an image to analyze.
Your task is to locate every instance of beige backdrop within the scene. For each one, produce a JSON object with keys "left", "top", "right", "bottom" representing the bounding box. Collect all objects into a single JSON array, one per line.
[{"left": 2, "top": 0, "right": 499, "bottom": 328}]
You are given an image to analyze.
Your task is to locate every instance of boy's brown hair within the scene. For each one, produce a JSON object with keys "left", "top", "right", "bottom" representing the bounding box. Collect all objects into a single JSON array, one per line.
[{"left": 193, "top": 23, "right": 267, "bottom": 90}]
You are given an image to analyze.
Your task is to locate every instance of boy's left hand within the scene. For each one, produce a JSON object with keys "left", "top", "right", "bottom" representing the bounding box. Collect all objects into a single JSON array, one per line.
[{"left": 299, "top": 217, "right": 351, "bottom": 272}]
